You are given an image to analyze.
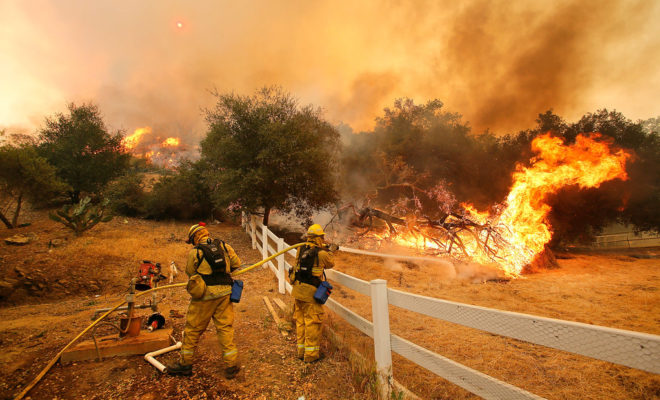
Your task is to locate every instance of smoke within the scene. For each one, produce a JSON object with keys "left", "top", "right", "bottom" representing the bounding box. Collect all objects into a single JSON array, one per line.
[
  {"left": 1, "top": 0, "right": 659, "bottom": 142},
  {"left": 384, "top": 258, "right": 503, "bottom": 283},
  {"left": 437, "top": 0, "right": 660, "bottom": 133}
]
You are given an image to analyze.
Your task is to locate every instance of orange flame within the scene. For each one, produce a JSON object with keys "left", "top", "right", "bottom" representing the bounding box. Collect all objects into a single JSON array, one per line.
[
  {"left": 494, "top": 133, "right": 630, "bottom": 275},
  {"left": 122, "top": 127, "right": 151, "bottom": 149},
  {"left": 162, "top": 137, "right": 180, "bottom": 147},
  {"left": 386, "top": 134, "right": 631, "bottom": 277}
]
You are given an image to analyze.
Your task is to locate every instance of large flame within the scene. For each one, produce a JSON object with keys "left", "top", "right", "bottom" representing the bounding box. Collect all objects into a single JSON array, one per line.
[
  {"left": 121, "top": 127, "right": 187, "bottom": 168},
  {"left": 162, "top": 137, "right": 180, "bottom": 147},
  {"left": 493, "top": 134, "right": 630, "bottom": 274},
  {"left": 122, "top": 127, "right": 151, "bottom": 149},
  {"left": 388, "top": 133, "right": 631, "bottom": 276}
]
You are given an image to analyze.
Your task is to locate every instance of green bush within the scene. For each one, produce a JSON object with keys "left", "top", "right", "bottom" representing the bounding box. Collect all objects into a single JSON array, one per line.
[
  {"left": 143, "top": 161, "right": 213, "bottom": 220},
  {"left": 105, "top": 173, "right": 147, "bottom": 217}
]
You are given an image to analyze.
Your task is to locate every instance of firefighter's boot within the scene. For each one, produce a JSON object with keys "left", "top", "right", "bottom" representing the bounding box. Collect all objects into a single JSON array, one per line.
[
  {"left": 225, "top": 365, "right": 240, "bottom": 379},
  {"left": 166, "top": 361, "right": 192, "bottom": 376}
]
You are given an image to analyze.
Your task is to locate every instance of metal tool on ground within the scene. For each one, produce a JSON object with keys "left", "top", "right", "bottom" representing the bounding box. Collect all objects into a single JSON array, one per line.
[
  {"left": 91, "top": 261, "right": 165, "bottom": 320},
  {"left": 75, "top": 275, "right": 172, "bottom": 363}
]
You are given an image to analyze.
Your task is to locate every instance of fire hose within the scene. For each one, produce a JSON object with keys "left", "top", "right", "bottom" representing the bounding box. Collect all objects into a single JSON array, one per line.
[{"left": 13, "top": 242, "right": 306, "bottom": 400}]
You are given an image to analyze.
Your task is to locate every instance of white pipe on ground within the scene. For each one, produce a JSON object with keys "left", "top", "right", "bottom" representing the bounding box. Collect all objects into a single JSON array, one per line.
[{"left": 144, "top": 342, "right": 182, "bottom": 372}]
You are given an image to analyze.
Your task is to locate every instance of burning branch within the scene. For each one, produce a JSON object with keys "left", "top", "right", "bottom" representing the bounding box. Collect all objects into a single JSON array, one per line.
[{"left": 335, "top": 134, "right": 630, "bottom": 277}]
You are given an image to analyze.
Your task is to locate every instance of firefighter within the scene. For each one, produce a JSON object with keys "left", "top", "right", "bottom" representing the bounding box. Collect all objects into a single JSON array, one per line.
[
  {"left": 289, "top": 223, "right": 336, "bottom": 362},
  {"left": 166, "top": 223, "right": 242, "bottom": 379}
]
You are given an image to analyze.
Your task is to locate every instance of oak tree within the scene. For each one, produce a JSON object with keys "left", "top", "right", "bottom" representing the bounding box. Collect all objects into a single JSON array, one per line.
[{"left": 202, "top": 87, "right": 340, "bottom": 225}]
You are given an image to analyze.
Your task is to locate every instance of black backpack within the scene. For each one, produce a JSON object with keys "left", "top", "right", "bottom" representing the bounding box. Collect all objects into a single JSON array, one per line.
[
  {"left": 196, "top": 239, "right": 233, "bottom": 286},
  {"left": 295, "top": 244, "right": 322, "bottom": 287}
]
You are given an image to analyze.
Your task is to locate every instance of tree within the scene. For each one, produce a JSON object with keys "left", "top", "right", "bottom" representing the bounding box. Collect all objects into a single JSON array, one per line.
[
  {"left": 341, "top": 102, "right": 659, "bottom": 247},
  {"left": 546, "top": 110, "right": 660, "bottom": 239},
  {"left": 105, "top": 172, "right": 148, "bottom": 217},
  {"left": 341, "top": 98, "right": 515, "bottom": 215},
  {"left": 144, "top": 160, "right": 214, "bottom": 220},
  {"left": 641, "top": 116, "right": 660, "bottom": 135},
  {"left": 38, "top": 103, "right": 130, "bottom": 203},
  {"left": 201, "top": 86, "right": 340, "bottom": 225},
  {"left": 0, "top": 144, "right": 69, "bottom": 228}
]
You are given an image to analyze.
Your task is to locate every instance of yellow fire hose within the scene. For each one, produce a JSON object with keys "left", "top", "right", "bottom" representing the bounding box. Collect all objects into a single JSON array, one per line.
[{"left": 14, "top": 242, "right": 305, "bottom": 400}]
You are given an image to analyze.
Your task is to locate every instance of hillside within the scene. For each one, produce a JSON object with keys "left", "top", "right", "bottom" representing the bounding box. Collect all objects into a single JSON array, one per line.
[{"left": 0, "top": 211, "right": 368, "bottom": 400}]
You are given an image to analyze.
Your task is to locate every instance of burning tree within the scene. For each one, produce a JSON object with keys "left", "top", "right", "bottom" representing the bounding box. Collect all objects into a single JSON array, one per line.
[
  {"left": 337, "top": 101, "right": 632, "bottom": 277},
  {"left": 121, "top": 126, "right": 188, "bottom": 169}
]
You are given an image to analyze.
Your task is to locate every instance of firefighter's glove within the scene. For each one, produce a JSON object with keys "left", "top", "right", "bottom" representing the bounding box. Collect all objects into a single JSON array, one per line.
[{"left": 327, "top": 244, "right": 339, "bottom": 252}]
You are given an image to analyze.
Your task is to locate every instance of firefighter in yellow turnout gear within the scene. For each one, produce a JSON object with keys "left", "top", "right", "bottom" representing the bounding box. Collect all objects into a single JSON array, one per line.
[
  {"left": 289, "top": 224, "right": 335, "bottom": 362},
  {"left": 167, "top": 223, "right": 242, "bottom": 378}
]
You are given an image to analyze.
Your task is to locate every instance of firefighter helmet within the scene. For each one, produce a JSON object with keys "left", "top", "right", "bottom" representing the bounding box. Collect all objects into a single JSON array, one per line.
[
  {"left": 306, "top": 224, "right": 325, "bottom": 237},
  {"left": 186, "top": 222, "right": 207, "bottom": 244}
]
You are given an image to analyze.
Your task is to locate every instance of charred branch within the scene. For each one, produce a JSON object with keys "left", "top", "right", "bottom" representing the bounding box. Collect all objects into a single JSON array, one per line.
[{"left": 335, "top": 203, "right": 555, "bottom": 270}]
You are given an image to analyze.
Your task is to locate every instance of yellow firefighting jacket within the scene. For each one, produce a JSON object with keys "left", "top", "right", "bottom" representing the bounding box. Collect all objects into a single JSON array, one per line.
[
  {"left": 290, "top": 237, "right": 334, "bottom": 302},
  {"left": 186, "top": 240, "right": 241, "bottom": 301}
]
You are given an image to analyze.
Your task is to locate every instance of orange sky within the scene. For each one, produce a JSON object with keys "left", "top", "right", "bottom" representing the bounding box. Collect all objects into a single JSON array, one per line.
[{"left": 1, "top": 0, "right": 659, "bottom": 142}]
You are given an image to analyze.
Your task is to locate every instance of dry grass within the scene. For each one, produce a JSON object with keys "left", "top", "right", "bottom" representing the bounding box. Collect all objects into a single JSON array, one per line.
[
  {"left": 2, "top": 212, "right": 658, "bottom": 399},
  {"left": 1, "top": 210, "right": 202, "bottom": 303},
  {"left": 327, "top": 250, "right": 660, "bottom": 400},
  {"left": 0, "top": 212, "right": 371, "bottom": 400}
]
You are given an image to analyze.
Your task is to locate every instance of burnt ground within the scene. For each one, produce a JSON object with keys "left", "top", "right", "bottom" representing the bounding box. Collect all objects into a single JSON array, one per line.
[{"left": 0, "top": 211, "right": 370, "bottom": 400}]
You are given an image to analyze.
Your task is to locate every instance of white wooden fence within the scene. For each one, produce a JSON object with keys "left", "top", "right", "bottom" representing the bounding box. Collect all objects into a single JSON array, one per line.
[
  {"left": 242, "top": 214, "right": 660, "bottom": 400},
  {"left": 593, "top": 231, "right": 660, "bottom": 249}
]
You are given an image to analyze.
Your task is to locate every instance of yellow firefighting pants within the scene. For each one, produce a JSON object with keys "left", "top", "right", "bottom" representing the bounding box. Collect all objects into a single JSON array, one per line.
[
  {"left": 180, "top": 294, "right": 238, "bottom": 367},
  {"left": 293, "top": 299, "right": 324, "bottom": 361}
]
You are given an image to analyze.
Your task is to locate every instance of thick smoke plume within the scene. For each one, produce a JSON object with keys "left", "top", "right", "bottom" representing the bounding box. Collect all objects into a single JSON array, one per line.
[{"left": 1, "top": 0, "right": 659, "bottom": 142}]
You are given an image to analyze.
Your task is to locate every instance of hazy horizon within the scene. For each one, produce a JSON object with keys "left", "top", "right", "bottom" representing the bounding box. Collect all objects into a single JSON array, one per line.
[{"left": 2, "top": 0, "right": 659, "bottom": 145}]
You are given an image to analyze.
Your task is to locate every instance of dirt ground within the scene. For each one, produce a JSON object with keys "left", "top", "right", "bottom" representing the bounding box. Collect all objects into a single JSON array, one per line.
[
  {"left": 0, "top": 211, "right": 370, "bottom": 400},
  {"left": 2, "top": 210, "right": 659, "bottom": 400},
  {"left": 324, "top": 247, "right": 660, "bottom": 399}
]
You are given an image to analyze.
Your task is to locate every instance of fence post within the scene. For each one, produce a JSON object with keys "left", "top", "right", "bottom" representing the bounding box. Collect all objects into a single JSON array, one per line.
[
  {"left": 277, "top": 237, "right": 286, "bottom": 294},
  {"left": 370, "top": 279, "right": 392, "bottom": 399},
  {"left": 250, "top": 216, "right": 256, "bottom": 250},
  {"left": 262, "top": 223, "right": 268, "bottom": 263}
]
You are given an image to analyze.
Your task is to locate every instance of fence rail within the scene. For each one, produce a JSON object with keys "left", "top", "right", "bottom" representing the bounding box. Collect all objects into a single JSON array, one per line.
[
  {"left": 593, "top": 231, "right": 660, "bottom": 249},
  {"left": 387, "top": 288, "right": 660, "bottom": 373},
  {"left": 389, "top": 334, "right": 544, "bottom": 400},
  {"left": 242, "top": 213, "right": 660, "bottom": 399},
  {"left": 325, "top": 269, "right": 371, "bottom": 297}
]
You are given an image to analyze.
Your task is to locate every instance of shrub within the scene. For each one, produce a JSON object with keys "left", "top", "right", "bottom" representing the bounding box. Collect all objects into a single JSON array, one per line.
[
  {"left": 143, "top": 161, "right": 213, "bottom": 220},
  {"left": 105, "top": 173, "right": 147, "bottom": 217}
]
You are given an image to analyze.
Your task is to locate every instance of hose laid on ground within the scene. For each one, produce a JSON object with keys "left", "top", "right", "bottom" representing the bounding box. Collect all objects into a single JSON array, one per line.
[{"left": 13, "top": 242, "right": 305, "bottom": 400}]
